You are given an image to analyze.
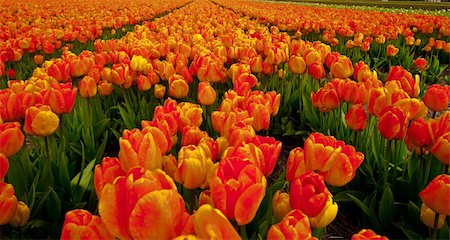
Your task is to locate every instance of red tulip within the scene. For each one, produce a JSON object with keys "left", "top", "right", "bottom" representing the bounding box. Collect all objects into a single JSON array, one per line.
[
  {"left": 419, "top": 174, "right": 450, "bottom": 216},
  {"left": 251, "top": 136, "right": 282, "bottom": 176},
  {"left": 304, "top": 133, "right": 342, "bottom": 172},
  {"left": 0, "top": 182, "right": 17, "bottom": 225},
  {"left": 423, "top": 84, "right": 449, "bottom": 112},
  {"left": 0, "top": 153, "right": 8, "bottom": 181},
  {"left": 0, "top": 122, "right": 25, "bottom": 157},
  {"left": 311, "top": 87, "right": 340, "bottom": 113},
  {"left": 42, "top": 83, "right": 77, "bottom": 114},
  {"left": 308, "top": 62, "right": 326, "bottom": 80},
  {"left": 352, "top": 229, "right": 388, "bottom": 240},
  {"left": 345, "top": 104, "right": 368, "bottom": 131},
  {"left": 377, "top": 106, "right": 408, "bottom": 140},
  {"left": 267, "top": 210, "right": 315, "bottom": 240},
  {"left": 413, "top": 57, "right": 427, "bottom": 71},
  {"left": 61, "top": 209, "right": 112, "bottom": 240},
  {"left": 286, "top": 147, "right": 307, "bottom": 183},
  {"left": 208, "top": 157, "right": 266, "bottom": 225},
  {"left": 290, "top": 170, "right": 330, "bottom": 217},
  {"left": 94, "top": 157, "right": 126, "bottom": 199}
]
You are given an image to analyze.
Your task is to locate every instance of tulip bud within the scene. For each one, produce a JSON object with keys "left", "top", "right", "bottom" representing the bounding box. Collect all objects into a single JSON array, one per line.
[
  {"left": 97, "top": 81, "right": 113, "bottom": 96},
  {"left": 169, "top": 74, "right": 189, "bottom": 99},
  {"left": 345, "top": 104, "right": 367, "bottom": 131},
  {"left": 288, "top": 55, "right": 307, "bottom": 75},
  {"left": 9, "top": 201, "right": 30, "bottom": 228},
  {"left": 0, "top": 153, "right": 8, "bottom": 181},
  {"left": 198, "top": 82, "right": 216, "bottom": 106},
  {"left": 352, "top": 229, "right": 388, "bottom": 240},
  {"left": 386, "top": 44, "right": 399, "bottom": 57},
  {"left": 420, "top": 203, "right": 446, "bottom": 229},
  {"left": 154, "top": 84, "right": 166, "bottom": 99},
  {"left": 308, "top": 62, "right": 326, "bottom": 80},
  {"left": 419, "top": 174, "right": 450, "bottom": 216},
  {"left": 423, "top": 84, "right": 449, "bottom": 112},
  {"left": 413, "top": 57, "right": 427, "bottom": 71},
  {"left": 0, "top": 122, "right": 25, "bottom": 157},
  {"left": 272, "top": 190, "right": 292, "bottom": 223},
  {"left": 0, "top": 182, "right": 18, "bottom": 225},
  {"left": 78, "top": 76, "right": 97, "bottom": 98},
  {"left": 330, "top": 56, "right": 354, "bottom": 79}
]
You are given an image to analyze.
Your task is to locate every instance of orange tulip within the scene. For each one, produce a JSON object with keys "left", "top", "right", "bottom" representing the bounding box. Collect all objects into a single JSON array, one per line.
[
  {"left": 420, "top": 203, "right": 446, "bottom": 229},
  {"left": 9, "top": 201, "right": 30, "bottom": 228},
  {"left": 181, "top": 126, "right": 208, "bottom": 147},
  {"left": 137, "top": 75, "right": 152, "bottom": 91},
  {"left": 94, "top": 157, "right": 126, "bottom": 199},
  {"left": 406, "top": 118, "right": 433, "bottom": 150},
  {"left": 42, "top": 83, "right": 77, "bottom": 114},
  {"left": 385, "top": 66, "right": 419, "bottom": 97},
  {"left": 208, "top": 157, "right": 266, "bottom": 225},
  {"left": 308, "top": 62, "right": 325, "bottom": 80},
  {"left": 311, "top": 87, "right": 340, "bottom": 113},
  {"left": 0, "top": 182, "right": 17, "bottom": 225},
  {"left": 97, "top": 81, "right": 113, "bottom": 96},
  {"left": 321, "top": 143, "right": 364, "bottom": 187},
  {"left": 352, "top": 229, "right": 388, "bottom": 240},
  {"left": 288, "top": 55, "right": 307, "bottom": 75},
  {"left": 154, "top": 84, "right": 166, "bottom": 99},
  {"left": 423, "top": 84, "right": 449, "bottom": 112},
  {"left": 272, "top": 190, "right": 292, "bottom": 223},
  {"left": 430, "top": 133, "right": 450, "bottom": 165},
  {"left": 99, "top": 167, "right": 189, "bottom": 239},
  {"left": 251, "top": 136, "right": 281, "bottom": 176},
  {"left": 118, "top": 128, "right": 163, "bottom": 172},
  {"left": 267, "top": 210, "right": 315, "bottom": 240},
  {"left": 377, "top": 106, "right": 408, "bottom": 140},
  {"left": 286, "top": 147, "right": 307, "bottom": 183},
  {"left": 0, "top": 122, "right": 24, "bottom": 157},
  {"left": 24, "top": 105, "right": 60, "bottom": 137},
  {"left": 178, "top": 102, "right": 203, "bottom": 130},
  {"left": 78, "top": 76, "right": 97, "bottom": 98},
  {"left": 304, "top": 133, "right": 342, "bottom": 172},
  {"left": 197, "top": 82, "right": 217, "bottom": 106},
  {"left": 330, "top": 56, "right": 354, "bottom": 79},
  {"left": 34, "top": 54, "right": 44, "bottom": 65},
  {"left": 250, "top": 55, "right": 264, "bottom": 73},
  {"left": 394, "top": 98, "right": 427, "bottom": 121},
  {"left": 419, "top": 174, "right": 450, "bottom": 216},
  {"left": 345, "top": 104, "right": 367, "bottom": 131},
  {"left": 61, "top": 209, "right": 112, "bottom": 240},
  {"left": 386, "top": 44, "right": 399, "bottom": 57},
  {"left": 198, "top": 190, "right": 214, "bottom": 207},
  {"left": 169, "top": 74, "right": 189, "bottom": 99},
  {"left": 413, "top": 57, "right": 427, "bottom": 71},
  {"left": 290, "top": 170, "right": 330, "bottom": 217},
  {"left": 309, "top": 195, "right": 338, "bottom": 228},
  {"left": 193, "top": 204, "right": 240, "bottom": 239},
  {"left": 174, "top": 145, "right": 214, "bottom": 189},
  {"left": 0, "top": 154, "right": 7, "bottom": 181},
  {"left": 325, "top": 52, "right": 341, "bottom": 69}
]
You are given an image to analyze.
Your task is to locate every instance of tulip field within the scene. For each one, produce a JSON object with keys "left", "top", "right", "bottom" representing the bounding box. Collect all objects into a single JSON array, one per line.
[{"left": 1, "top": 0, "right": 449, "bottom": 239}]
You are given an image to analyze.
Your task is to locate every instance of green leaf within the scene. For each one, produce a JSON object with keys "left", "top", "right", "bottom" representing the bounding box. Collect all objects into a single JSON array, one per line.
[
  {"left": 392, "top": 222, "right": 423, "bottom": 240},
  {"left": 118, "top": 104, "right": 136, "bottom": 129},
  {"left": 334, "top": 190, "right": 365, "bottom": 203},
  {"left": 46, "top": 187, "right": 62, "bottom": 221},
  {"left": 93, "top": 118, "right": 111, "bottom": 140},
  {"left": 407, "top": 201, "right": 421, "bottom": 226},
  {"left": 70, "top": 158, "right": 96, "bottom": 203},
  {"left": 347, "top": 193, "right": 381, "bottom": 231},
  {"left": 379, "top": 186, "right": 395, "bottom": 228},
  {"left": 95, "top": 132, "right": 109, "bottom": 164},
  {"left": 6, "top": 159, "right": 27, "bottom": 199}
]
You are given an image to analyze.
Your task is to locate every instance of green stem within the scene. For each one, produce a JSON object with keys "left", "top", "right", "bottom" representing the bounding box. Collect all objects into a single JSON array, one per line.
[
  {"left": 353, "top": 130, "right": 358, "bottom": 149},
  {"left": 423, "top": 151, "right": 432, "bottom": 189},
  {"left": 239, "top": 224, "right": 248, "bottom": 240},
  {"left": 45, "top": 136, "right": 51, "bottom": 162},
  {"left": 383, "top": 139, "right": 392, "bottom": 189},
  {"left": 431, "top": 212, "right": 440, "bottom": 239}
]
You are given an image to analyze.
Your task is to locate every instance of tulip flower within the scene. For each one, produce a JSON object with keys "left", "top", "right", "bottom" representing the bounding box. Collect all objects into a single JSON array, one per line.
[
  {"left": 325, "top": 52, "right": 341, "bottom": 69},
  {"left": 394, "top": 98, "right": 427, "bottom": 121},
  {"left": 94, "top": 157, "right": 126, "bottom": 199},
  {"left": 288, "top": 55, "right": 307, "bottom": 75},
  {"left": 197, "top": 82, "right": 217, "bottom": 106},
  {"left": 24, "top": 105, "right": 60, "bottom": 137},
  {"left": 309, "top": 195, "right": 338, "bottom": 228},
  {"left": 386, "top": 44, "right": 399, "bottom": 57},
  {"left": 208, "top": 157, "right": 266, "bottom": 225},
  {"left": 304, "top": 133, "right": 342, "bottom": 172},
  {"left": 99, "top": 167, "right": 189, "bottom": 239},
  {"left": 311, "top": 87, "right": 340, "bottom": 113},
  {"left": 272, "top": 190, "right": 292, "bottom": 223},
  {"left": 0, "top": 122, "right": 25, "bottom": 157},
  {"left": 42, "top": 84, "right": 77, "bottom": 115},
  {"left": 330, "top": 56, "right": 354, "bottom": 79},
  {"left": 385, "top": 66, "right": 420, "bottom": 97},
  {"left": 0, "top": 182, "right": 18, "bottom": 225},
  {"left": 97, "top": 81, "right": 113, "bottom": 96},
  {"left": 178, "top": 102, "right": 203, "bottom": 130},
  {"left": 154, "top": 84, "right": 166, "bottom": 99},
  {"left": 420, "top": 203, "right": 446, "bottom": 229},
  {"left": 286, "top": 147, "right": 308, "bottom": 183},
  {"left": 193, "top": 204, "right": 241, "bottom": 239},
  {"left": 405, "top": 118, "right": 433, "bottom": 151},
  {"left": 352, "top": 229, "right": 388, "bottom": 240},
  {"left": 250, "top": 55, "right": 263, "bottom": 73},
  {"left": 267, "top": 210, "right": 315, "bottom": 240},
  {"left": 137, "top": 75, "right": 152, "bottom": 91},
  {"left": 78, "top": 76, "right": 97, "bottom": 98},
  {"left": 308, "top": 62, "right": 326, "bottom": 80},
  {"left": 174, "top": 145, "right": 214, "bottom": 189},
  {"left": 377, "top": 106, "right": 408, "bottom": 140},
  {"left": 322, "top": 143, "right": 364, "bottom": 187},
  {"left": 345, "top": 104, "right": 367, "bottom": 131},
  {"left": 9, "top": 201, "right": 30, "bottom": 228},
  {"left": 169, "top": 74, "right": 189, "bottom": 99},
  {"left": 419, "top": 174, "right": 450, "bottom": 216},
  {"left": 118, "top": 128, "right": 163, "bottom": 172},
  {"left": 34, "top": 55, "right": 44, "bottom": 65},
  {"left": 423, "top": 84, "right": 449, "bottom": 112},
  {"left": 61, "top": 209, "right": 112, "bottom": 240},
  {"left": 251, "top": 136, "right": 281, "bottom": 176},
  {"left": 430, "top": 133, "right": 450, "bottom": 165},
  {"left": 290, "top": 170, "right": 330, "bottom": 217},
  {"left": 413, "top": 57, "right": 427, "bottom": 71}
]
